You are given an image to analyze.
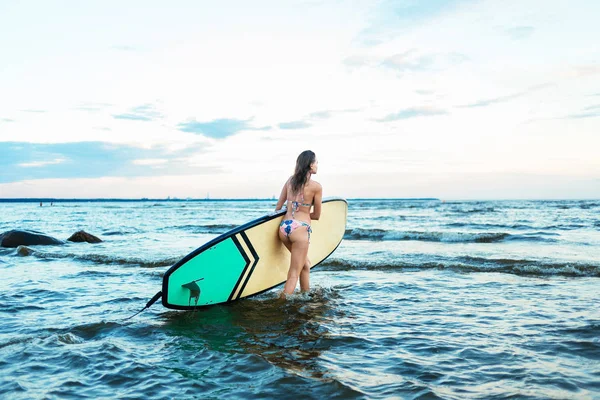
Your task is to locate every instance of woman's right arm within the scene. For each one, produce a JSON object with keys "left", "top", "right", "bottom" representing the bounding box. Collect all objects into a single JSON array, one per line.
[{"left": 310, "top": 183, "right": 323, "bottom": 220}]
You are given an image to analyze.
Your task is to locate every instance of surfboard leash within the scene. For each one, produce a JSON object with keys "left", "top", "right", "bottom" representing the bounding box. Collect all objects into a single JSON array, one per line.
[{"left": 123, "top": 291, "right": 162, "bottom": 321}]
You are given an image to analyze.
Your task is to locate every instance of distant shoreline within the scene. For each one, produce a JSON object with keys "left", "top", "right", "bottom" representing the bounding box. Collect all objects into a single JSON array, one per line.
[{"left": 0, "top": 197, "right": 440, "bottom": 203}]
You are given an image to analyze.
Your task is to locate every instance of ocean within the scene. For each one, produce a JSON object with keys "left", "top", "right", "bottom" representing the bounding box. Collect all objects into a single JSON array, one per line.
[{"left": 0, "top": 199, "right": 598, "bottom": 399}]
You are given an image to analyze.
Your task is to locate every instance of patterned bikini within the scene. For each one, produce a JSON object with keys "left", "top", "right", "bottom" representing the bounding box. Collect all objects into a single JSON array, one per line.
[{"left": 279, "top": 192, "right": 312, "bottom": 242}]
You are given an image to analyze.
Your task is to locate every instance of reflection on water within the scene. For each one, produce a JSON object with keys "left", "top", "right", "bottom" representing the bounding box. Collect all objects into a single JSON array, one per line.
[{"left": 159, "top": 289, "right": 342, "bottom": 381}]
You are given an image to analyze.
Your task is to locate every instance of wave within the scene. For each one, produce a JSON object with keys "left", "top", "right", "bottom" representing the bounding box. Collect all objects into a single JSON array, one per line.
[
  {"left": 163, "top": 224, "right": 238, "bottom": 234},
  {"left": 0, "top": 248, "right": 13, "bottom": 256},
  {"left": 101, "top": 229, "right": 141, "bottom": 236},
  {"left": 445, "top": 222, "right": 532, "bottom": 230},
  {"left": 26, "top": 250, "right": 178, "bottom": 269},
  {"left": 0, "top": 335, "right": 40, "bottom": 350},
  {"left": 319, "top": 257, "right": 600, "bottom": 277},
  {"left": 445, "top": 222, "right": 585, "bottom": 231},
  {"left": 351, "top": 200, "right": 440, "bottom": 210},
  {"left": 548, "top": 202, "right": 599, "bottom": 210},
  {"left": 554, "top": 204, "right": 572, "bottom": 209},
  {"left": 445, "top": 206, "right": 496, "bottom": 214},
  {"left": 66, "top": 270, "right": 127, "bottom": 278},
  {"left": 362, "top": 215, "right": 407, "bottom": 221},
  {"left": 64, "top": 321, "right": 124, "bottom": 340},
  {"left": 343, "top": 228, "right": 559, "bottom": 243},
  {"left": 552, "top": 323, "right": 600, "bottom": 339}
]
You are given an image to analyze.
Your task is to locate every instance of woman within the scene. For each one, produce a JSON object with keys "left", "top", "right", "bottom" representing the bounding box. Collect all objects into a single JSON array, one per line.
[{"left": 275, "top": 150, "right": 322, "bottom": 296}]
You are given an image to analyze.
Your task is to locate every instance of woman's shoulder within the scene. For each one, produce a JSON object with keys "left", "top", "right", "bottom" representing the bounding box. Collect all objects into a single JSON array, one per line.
[{"left": 309, "top": 180, "right": 322, "bottom": 190}]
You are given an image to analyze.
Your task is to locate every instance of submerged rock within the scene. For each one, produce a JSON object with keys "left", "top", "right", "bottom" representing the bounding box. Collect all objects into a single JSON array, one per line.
[
  {"left": 67, "top": 230, "right": 102, "bottom": 243},
  {"left": 0, "top": 230, "right": 64, "bottom": 248},
  {"left": 16, "top": 245, "right": 33, "bottom": 256}
]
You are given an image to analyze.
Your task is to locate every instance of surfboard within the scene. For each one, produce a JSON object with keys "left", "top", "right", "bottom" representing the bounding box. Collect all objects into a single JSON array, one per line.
[{"left": 161, "top": 198, "right": 348, "bottom": 310}]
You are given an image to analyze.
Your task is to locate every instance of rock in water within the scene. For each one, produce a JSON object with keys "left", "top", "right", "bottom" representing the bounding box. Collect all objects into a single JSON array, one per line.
[
  {"left": 67, "top": 230, "right": 102, "bottom": 243},
  {"left": 0, "top": 230, "right": 64, "bottom": 248},
  {"left": 16, "top": 245, "right": 33, "bottom": 256}
]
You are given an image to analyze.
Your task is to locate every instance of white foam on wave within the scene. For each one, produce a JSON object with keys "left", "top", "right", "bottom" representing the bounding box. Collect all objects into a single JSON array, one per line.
[
  {"left": 320, "top": 257, "right": 600, "bottom": 277},
  {"left": 345, "top": 228, "right": 512, "bottom": 243}
]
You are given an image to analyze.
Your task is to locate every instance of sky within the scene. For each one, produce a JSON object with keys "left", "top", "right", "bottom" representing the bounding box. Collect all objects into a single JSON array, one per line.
[{"left": 0, "top": 0, "right": 599, "bottom": 199}]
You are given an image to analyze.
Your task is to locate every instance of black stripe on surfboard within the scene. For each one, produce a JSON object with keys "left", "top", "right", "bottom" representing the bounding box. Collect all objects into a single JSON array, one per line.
[
  {"left": 235, "top": 231, "right": 260, "bottom": 300},
  {"left": 228, "top": 235, "right": 251, "bottom": 302}
]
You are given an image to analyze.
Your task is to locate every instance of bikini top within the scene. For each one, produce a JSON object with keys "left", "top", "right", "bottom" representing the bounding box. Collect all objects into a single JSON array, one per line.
[{"left": 286, "top": 188, "right": 312, "bottom": 218}]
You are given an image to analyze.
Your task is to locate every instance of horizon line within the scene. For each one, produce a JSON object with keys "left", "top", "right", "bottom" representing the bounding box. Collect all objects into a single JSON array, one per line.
[
  {"left": 0, "top": 197, "right": 598, "bottom": 203},
  {"left": 0, "top": 197, "right": 440, "bottom": 203}
]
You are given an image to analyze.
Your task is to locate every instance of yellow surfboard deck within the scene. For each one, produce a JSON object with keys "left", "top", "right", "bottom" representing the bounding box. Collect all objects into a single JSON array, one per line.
[{"left": 162, "top": 198, "right": 347, "bottom": 309}]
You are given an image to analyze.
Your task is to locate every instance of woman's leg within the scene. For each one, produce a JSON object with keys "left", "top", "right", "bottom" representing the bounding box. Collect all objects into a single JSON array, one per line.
[
  {"left": 282, "top": 231, "right": 309, "bottom": 295},
  {"left": 280, "top": 231, "right": 311, "bottom": 293},
  {"left": 300, "top": 256, "right": 311, "bottom": 292}
]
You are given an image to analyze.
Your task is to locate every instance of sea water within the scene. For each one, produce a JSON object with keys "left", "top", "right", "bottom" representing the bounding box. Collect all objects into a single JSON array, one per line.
[{"left": 0, "top": 199, "right": 598, "bottom": 399}]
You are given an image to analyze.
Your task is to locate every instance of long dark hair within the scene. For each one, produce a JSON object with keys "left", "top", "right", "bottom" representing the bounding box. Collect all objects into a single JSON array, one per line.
[{"left": 290, "top": 150, "right": 315, "bottom": 195}]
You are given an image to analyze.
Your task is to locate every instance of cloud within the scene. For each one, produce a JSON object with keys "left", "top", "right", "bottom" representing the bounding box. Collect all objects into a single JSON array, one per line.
[
  {"left": 381, "top": 50, "right": 434, "bottom": 72},
  {"left": 564, "top": 112, "right": 600, "bottom": 119},
  {"left": 278, "top": 121, "right": 312, "bottom": 130},
  {"left": 131, "top": 159, "right": 169, "bottom": 166},
  {"left": 1, "top": 118, "right": 15, "bottom": 122},
  {"left": 563, "top": 105, "right": 600, "bottom": 119},
  {"left": 74, "top": 102, "right": 113, "bottom": 112},
  {"left": 573, "top": 64, "right": 600, "bottom": 77},
  {"left": 458, "top": 83, "right": 552, "bottom": 108},
  {"left": 382, "top": 50, "right": 468, "bottom": 73},
  {"left": 345, "top": 50, "right": 468, "bottom": 74},
  {"left": 447, "top": 52, "right": 469, "bottom": 64},
  {"left": 113, "top": 104, "right": 163, "bottom": 121},
  {"left": 505, "top": 26, "right": 535, "bottom": 40},
  {"left": 18, "top": 158, "right": 67, "bottom": 168},
  {"left": 308, "top": 111, "right": 332, "bottom": 119},
  {"left": 355, "top": 0, "right": 477, "bottom": 46},
  {"left": 112, "top": 45, "right": 140, "bottom": 52},
  {"left": 376, "top": 107, "right": 448, "bottom": 122},
  {"left": 113, "top": 114, "right": 154, "bottom": 121},
  {"left": 178, "top": 118, "right": 270, "bottom": 139},
  {"left": 308, "top": 109, "right": 360, "bottom": 120},
  {"left": 0, "top": 141, "right": 214, "bottom": 184},
  {"left": 459, "top": 93, "right": 522, "bottom": 108},
  {"left": 21, "top": 109, "right": 46, "bottom": 113},
  {"left": 343, "top": 55, "right": 372, "bottom": 68},
  {"left": 275, "top": 109, "right": 360, "bottom": 130}
]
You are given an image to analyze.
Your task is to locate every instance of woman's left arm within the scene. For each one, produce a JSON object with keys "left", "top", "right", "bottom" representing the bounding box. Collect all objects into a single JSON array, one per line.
[{"left": 275, "top": 180, "right": 288, "bottom": 211}]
